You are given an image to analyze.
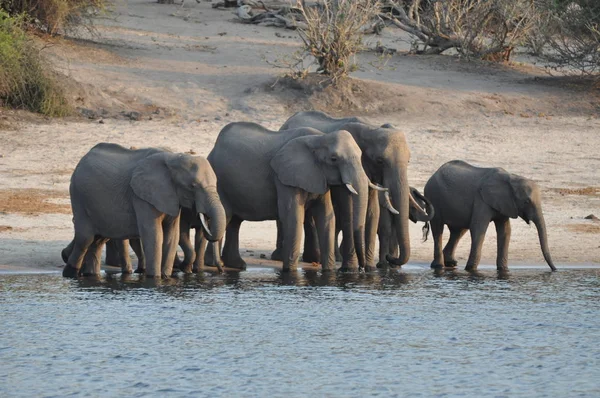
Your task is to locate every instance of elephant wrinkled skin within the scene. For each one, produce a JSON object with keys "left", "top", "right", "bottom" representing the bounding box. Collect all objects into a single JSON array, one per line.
[{"left": 424, "top": 160, "right": 556, "bottom": 272}]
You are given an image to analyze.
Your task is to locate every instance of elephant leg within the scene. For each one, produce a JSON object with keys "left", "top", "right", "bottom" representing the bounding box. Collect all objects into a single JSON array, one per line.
[
  {"left": 389, "top": 227, "right": 399, "bottom": 258},
  {"left": 63, "top": 226, "right": 95, "bottom": 278},
  {"left": 364, "top": 189, "right": 380, "bottom": 271},
  {"left": 81, "top": 238, "right": 107, "bottom": 277},
  {"left": 301, "top": 209, "right": 320, "bottom": 263},
  {"left": 134, "top": 200, "right": 163, "bottom": 278},
  {"left": 312, "top": 193, "right": 336, "bottom": 271},
  {"left": 465, "top": 220, "right": 490, "bottom": 272},
  {"left": 222, "top": 215, "right": 246, "bottom": 270},
  {"left": 277, "top": 187, "right": 305, "bottom": 272},
  {"left": 130, "top": 238, "right": 145, "bottom": 273},
  {"left": 270, "top": 219, "right": 284, "bottom": 261},
  {"left": 443, "top": 228, "right": 467, "bottom": 268},
  {"left": 333, "top": 187, "right": 358, "bottom": 272},
  {"left": 178, "top": 218, "right": 195, "bottom": 274},
  {"left": 193, "top": 230, "right": 208, "bottom": 272},
  {"left": 105, "top": 239, "right": 130, "bottom": 271},
  {"left": 494, "top": 218, "right": 511, "bottom": 272},
  {"left": 160, "top": 216, "right": 180, "bottom": 278},
  {"left": 377, "top": 208, "right": 393, "bottom": 268},
  {"left": 430, "top": 218, "right": 445, "bottom": 269}
]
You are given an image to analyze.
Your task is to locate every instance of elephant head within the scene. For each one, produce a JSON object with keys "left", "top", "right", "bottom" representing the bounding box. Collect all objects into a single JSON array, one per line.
[
  {"left": 480, "top": 170, "right": 556, "bottom": 271},
  {"left": 271, "top": 129, "right": 370, "bottom": 266},
  {"left": 130, "top": 152, "right": 226, "bottom": 243}
]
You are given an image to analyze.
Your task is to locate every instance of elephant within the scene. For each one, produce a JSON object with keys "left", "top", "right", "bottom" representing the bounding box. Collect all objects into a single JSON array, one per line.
[
  {"left": 277, "top": 111, "right": 434, "bottom": 269},
  {"left": 62, "top": 143, "right": 226, "bottom": 278},
  {"left": 424, "top": 160, "right": 557, "bottom": 272},
  {"left": 203, "top": 122, "right": 370, "bottom": 272},
  {"left": 61, "top": 238, "right": 145, "bottom": 276}
]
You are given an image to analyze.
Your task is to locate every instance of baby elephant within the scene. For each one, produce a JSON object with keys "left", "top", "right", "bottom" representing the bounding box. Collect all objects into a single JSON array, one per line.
[{"left": 424, "top": 160, "right": 556, "bottom": 272}]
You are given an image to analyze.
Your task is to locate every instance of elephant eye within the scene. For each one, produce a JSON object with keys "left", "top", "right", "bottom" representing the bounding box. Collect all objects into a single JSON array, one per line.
[
  {"left": 376, "top": 157, "right": 384, "bottom": 165},
  {"left": 330, "top": 155, "right": 338, "bottom": 162}
]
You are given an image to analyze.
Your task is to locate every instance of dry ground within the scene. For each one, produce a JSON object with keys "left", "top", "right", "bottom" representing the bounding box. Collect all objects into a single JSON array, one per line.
[{"left": 0, "top": 0, "right": 599, "bottom": 271}]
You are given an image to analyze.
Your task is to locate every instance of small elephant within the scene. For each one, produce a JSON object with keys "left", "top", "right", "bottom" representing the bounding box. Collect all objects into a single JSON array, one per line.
[
  {"left": 61, "top": 238, "right": 145, "bottom": 276},
  {"left": 424, "top": 160, "right": 556, "bottom": 272},
  {"left": 62, "top": 143, "right": 226, "bottom": 278},
  {"left": 205, "top": 122, "right": 370, "bottom": 272}
]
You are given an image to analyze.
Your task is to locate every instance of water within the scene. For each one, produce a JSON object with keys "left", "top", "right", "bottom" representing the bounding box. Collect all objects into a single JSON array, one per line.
[{"left": 1, "top": 266, "right": 599, "bottom": 397}]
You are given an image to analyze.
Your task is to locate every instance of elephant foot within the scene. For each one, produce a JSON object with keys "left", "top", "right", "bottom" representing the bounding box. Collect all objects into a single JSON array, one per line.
[
  {"left": 465, "top": 264, "right": 478, "bottom": 272},
  {"left": 376, "top": 261, "right": 388, "bottom": 269},
  {"left": 62, "top": 264, "right": 79, "bottom": 278},
  {"left": 134, "top": 267, "right": 145, "bottom": 274},
  {"left": 270, "top": 249, "right": 282, "bottom": 262},
  {"left": 121, "top": 268, "right": 133, "bottom": 275},
  {"left": 430, "top": 262, "right": 444, "bottom": 269},
  {"left": 444, "top": 259, "right": 458, "bottom": 268},
  {"left": 301, "top": 250, "right": 320, "bottom": 264},
  {"left": 362, "top": 265, "right": 377, "bottom": 273},
  {"left": 222, "top": 255, "right": 246, "bottom": 270},
  {"left": 180, "top": 263, "right": 193, "bottom": 274},
  {"left": 338, "top": 266, "right": 358, "bottom": 273},
  {"left": 81, "top": 272, "right": 100, "bottom": 277}
]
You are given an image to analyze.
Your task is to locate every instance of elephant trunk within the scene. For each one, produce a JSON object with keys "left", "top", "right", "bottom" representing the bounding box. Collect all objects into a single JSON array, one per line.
[
  {"left": 384, "top": 167, "right": 411, "bottom": 266},
  {"left": 409, "top": 188, "right": 435, "bottom": 223},
  {"left": 532, "top": 211, "right": 557, "bottom": 271},
  {"left": 342, "top": 166, "right": 369, "bottom": 268},
  {"left": 196, "top": 190, "right": 226, "bottom": 243}
]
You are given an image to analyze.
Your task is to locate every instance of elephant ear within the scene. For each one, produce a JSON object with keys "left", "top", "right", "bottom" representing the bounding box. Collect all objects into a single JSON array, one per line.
[
  {"left": 270, "top": 137, "right": 328, "bottom": 194},
  {"left": 130, "top": 153, "right": 180, "bottom": 217},
  {"left": 480, "top": 170, "right": 518, "bottom": 218}
]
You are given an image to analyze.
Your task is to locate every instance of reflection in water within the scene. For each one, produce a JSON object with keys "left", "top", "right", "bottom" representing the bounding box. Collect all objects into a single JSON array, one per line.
[{"left": 0, "top": 267, "right": 598, "bottom": 397}]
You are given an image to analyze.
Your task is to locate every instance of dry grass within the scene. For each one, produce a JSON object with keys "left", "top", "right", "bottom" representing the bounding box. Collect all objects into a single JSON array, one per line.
[
  {"left": 0, "top": 189, "right": 71, "bottom": 214},
  {"left": 566, "top": 223, "right": 600, "bottom": 234}
]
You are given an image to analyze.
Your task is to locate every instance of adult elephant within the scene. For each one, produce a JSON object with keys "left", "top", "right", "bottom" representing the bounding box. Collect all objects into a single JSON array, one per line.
[
  {"left": 278, "top": 111, "right": 433, "bottom": 268},
  {"left": 205, "top": 122, "right": 370, "bottom": 272},
  {"left": 424, "top": 160, "right": 556, "bottom": 271},
  {"left": 62, "top": 143, "right": 226, "bottom": 278}
]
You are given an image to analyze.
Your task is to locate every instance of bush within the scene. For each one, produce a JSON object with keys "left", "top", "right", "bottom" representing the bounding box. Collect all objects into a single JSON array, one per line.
[
  {"left": 0, "top": 0, "right": 105, "bottom": 35},
  {"left": 297, "top": 0, "right": 381, "bottom": 81},
  {"left": 534, "top": 0, "right": 600, "bottom": 75},
  {"left": 383, "top": 0, "right": 537, "bottom": 61},
  {"left": 0, "top": 10, "right": 71, "bottom": 116}
]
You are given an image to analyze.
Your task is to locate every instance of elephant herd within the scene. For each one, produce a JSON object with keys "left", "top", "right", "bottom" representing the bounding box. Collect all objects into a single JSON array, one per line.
[{"left": 61, "top": 111, "right": 556, "bottom": 278}]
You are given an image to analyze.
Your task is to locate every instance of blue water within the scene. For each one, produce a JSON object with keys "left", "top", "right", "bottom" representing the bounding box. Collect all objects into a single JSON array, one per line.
[{"left": 1, "top": 266, "right": 599, "bottom": 397}]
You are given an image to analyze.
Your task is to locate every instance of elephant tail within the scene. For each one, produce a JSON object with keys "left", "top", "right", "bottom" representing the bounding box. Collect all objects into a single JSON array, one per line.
[{"left": 421, "top": 222, "right": 430, "bottom": 242}]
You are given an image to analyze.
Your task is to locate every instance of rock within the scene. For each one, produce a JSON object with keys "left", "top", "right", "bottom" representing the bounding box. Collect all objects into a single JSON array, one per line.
[
  {"left": 260, "top": 254, "right": 266, "bottom": 259},
  {"left": 78, "top": 108, "right": 97, "bottom": 119},
  {"left": 126, "top": 111, "right": 142, "bottom": 121},
  {"left": 215, "top": 116, "right": 222, "bottom": 121},
  {"left": 585, "top": 214, "right": 598, "bottom": 221},
  {"left": 225, "top": 112, "right": 230, "bottom": 116},
  {"left": 98, "top": 119, "right": 104, "bottom": 124}
]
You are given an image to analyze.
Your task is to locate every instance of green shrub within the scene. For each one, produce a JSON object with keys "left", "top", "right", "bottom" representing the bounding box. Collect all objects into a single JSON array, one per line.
[
  {"left": 0, "top": 10, "right": 71, "bottom": 116},
  {"left": 0, "top": 0, "right": 106, "bottom": 35}
]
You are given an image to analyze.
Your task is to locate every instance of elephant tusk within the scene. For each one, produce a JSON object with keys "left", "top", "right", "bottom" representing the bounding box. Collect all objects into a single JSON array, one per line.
[
  {"left": 345, "top": 183, "right": 358, "bottom": 195},
  {"left": 384, "top": 191, "right": 400, "bottom": 215},
  {"left": 199, "top": 213, "right": 212, "bottom": 237},
  {"left": 368, "top": 181, "right": 388, "bottom": 191}
]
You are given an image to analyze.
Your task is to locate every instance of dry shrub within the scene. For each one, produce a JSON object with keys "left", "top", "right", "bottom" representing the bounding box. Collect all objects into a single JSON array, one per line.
[
  {"left": 0, "top": 10, "right": 71, "bottom": 116},
  {"left": 0, "top": 0, "right": 106, "bottom": 35},
  {"left": 383, "top": 0, "right": 536, "bottom": 61},
  {"left": 297, "top": 0, "right": 381, "bottom": 81},
  {"left": 536, "top": 0, "right": 600, "bottom": 76}
]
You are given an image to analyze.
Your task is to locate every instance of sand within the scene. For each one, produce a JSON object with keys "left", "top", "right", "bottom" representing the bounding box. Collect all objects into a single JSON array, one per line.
[{"left": 0, "top": 0, "right": 599, "bottom": 272}]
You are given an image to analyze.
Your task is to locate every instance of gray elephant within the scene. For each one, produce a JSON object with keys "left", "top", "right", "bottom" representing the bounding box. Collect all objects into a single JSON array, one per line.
[
  {"left": 424, "top": 160, "right": 556, "bottom": 271},
  {"left": 62, "top": 143, "right": 226, "bottom": 278},
  {"left": 204, "top": 122, "right": 370, "bottom": 272},
  {"left": 278, "top": 111, "right": 434, "bottom": 269}
]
